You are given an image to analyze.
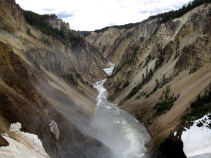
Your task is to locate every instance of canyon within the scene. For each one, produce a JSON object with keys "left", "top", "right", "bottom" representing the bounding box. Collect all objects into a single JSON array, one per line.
[
  {"left": 0, "top": 0, "right": 211, "bottom": 157},
  {"left": 86, "top": 3, "right": 211, "bottom": 157}
]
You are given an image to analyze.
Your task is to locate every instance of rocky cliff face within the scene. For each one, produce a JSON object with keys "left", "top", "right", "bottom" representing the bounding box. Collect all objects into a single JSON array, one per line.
[
  {"left": 86, "top": 3, "right": 211, "bottom": 157},
  {"left": 0, "top": 0, "right": 111, "bottom": 157},
  {"left": 46, "top": 14, "right": 70, "bottom": 31}
]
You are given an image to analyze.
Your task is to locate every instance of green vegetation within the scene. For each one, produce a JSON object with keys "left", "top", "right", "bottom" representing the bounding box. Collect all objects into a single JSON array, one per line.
[
  {"left": 149, "top": 0, "right": 211, "bottom": 24},
  {"left": 145, "top": 75, "right": 173, "bottom": 98},
  {"left": 154, "top": 86, "right": 179, "bottom": 114},
  {"left": 145, "top": 54, "right": 152, "bottom": 66},
  {"left": 189, "top": 67, "right": 198, "bottom": 74},
  {"left": 196, "top": 121, "right": 204, "bottom": 127},
  {"left": 123, "top": 81, "right": 129, "bottom": 88},
  {"left": 41, "top": 38, "right": 51, "bottom": 46},
  {"left": 95, "top": 0, "right": 211, "bottom": 34},
  {"left": 80, "top": 31, "right": 92, "bottom": 36},
  {"left": 126, "top": 67, "right": 153, "bottom": 100},
  {"left": 26, "top": 27, "right": 32, "bottom": 36},
  {"left": 26, "top": 27, "right": 36, "bottom": 39},
  {"left": 135, "top": 111, "right": 142, "bottom": 120},
  {"left": 114, "top": 82, "right": 121, "bottom": 93},
  {"left": 23, "top": 11, "right": 65, "bottom": 40},
  {"left": 181, "top": 87, "right": 211, "bottom": 123},
  {"left": 174, "top": 51, "right": 180, "bottom": 59},
  {"left": 94, "top": 22, "right": 141, "bottom": 33},
  {"left": 154, "top": 55, "right": 164, "bottom": 70},
  {"left": 145, "top": 79, "right": 159, "bottom": 98},
  {"left": 111, "top": 46, "right": 139, "bottom": 76},
  {"left": 23, "top": 10, "right": 81, "bottom": 47}
]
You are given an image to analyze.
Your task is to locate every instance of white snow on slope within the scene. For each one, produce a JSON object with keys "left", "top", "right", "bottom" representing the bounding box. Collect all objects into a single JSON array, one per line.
[
  {"left": 0, "top": 122, "right": 50, "bottom": 158},
  {"left": 103, "top": 62, "right": 115, "bottom": 76},
  {"left": 181, "top": 114, "right": 211, "bottom": 158}
]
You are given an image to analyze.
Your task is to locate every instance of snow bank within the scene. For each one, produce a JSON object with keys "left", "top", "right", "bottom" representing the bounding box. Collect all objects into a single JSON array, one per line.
[
  {"left": 181, "top": 114, "right": 211, "bottom": 158},
  {"left": 0, "top": 122, "right": 50, "bottom": 158}
]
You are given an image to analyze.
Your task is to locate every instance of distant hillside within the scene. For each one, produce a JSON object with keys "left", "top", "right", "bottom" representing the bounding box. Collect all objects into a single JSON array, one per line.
[
  {"left": 80, "top": 31, "right": 92, "bottom": 36},
  {"left": 94, "top": 22, "right": 141, "bottom": 33},
  {"left": 94, "top": 0, "right": 211, "bottom": 33}
]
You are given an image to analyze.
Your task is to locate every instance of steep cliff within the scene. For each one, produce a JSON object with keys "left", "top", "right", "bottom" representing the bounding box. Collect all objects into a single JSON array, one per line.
[
  {"left": 86, "top": 3, "right": 211, "bottom": 157},
  {"left": 45, "top": 14, "right": 70, "bottom": 31},
  {"left": 0, "top": 0, "right": 111, "bottom": 157}
]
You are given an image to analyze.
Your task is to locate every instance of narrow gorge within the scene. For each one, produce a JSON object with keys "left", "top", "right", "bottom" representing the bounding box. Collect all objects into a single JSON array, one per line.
[
  {"left": 0, "top": 0, "right": 211, "bottom": 157},
  {"left": 85, "top": 3, "right": 211, "bottom": 157},
  {"left": 91, "top": 63, "right": 150, "bottom": 158}
]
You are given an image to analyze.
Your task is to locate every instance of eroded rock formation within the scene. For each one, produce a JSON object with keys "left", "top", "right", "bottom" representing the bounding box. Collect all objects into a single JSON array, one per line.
[
  {"left": 0, "top": 0, "right": 111, "bottom": 157},
  {"left": 86, "top": 3, "right": 211, "bottom": 157}
]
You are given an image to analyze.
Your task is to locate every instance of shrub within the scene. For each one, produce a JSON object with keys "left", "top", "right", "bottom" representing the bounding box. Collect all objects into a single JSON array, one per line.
[
  {"left": 154, "top": 86, "right": 179, "bottom": 114},
  {"left": 123, "top": 81, "right": 129, "bottom": 88},
  {"left": 196, "top": 121, "right": 203, "bottom": 127},
  {"left": 181, "top": 87, "right": 211, "bottom": 122},
  {"left": 154, "top": 55, "right": 164, "bottom": 70},
  {"left": 135, "top": 111, "right": 142, "bottom": 120},
  {"left": 126, "top": 68, "right": 154, "bottom": 99}
]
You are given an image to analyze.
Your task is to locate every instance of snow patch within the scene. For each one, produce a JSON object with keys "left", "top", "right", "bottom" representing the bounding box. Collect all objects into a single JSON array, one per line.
[
  {"left": 103, "top": 62, "right": 115, "bottom": 76},
  {"left": 0, "top": 122, "right": 50, "bottom": 158},
  {"left": 9, "top": 122, "right": 22, "bottom": 132},
  {"left": 181, "top": 114, "right": 211, "bottom": 158}
]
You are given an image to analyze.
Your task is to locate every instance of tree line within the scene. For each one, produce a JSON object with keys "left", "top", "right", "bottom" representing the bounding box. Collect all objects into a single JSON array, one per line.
[
  {"left": 149, "top": 0, "right": 211, "bottom": 24},
  {"left": 94, "top": 0, "right": 210, "bottom": 33},
  {"left": 23, "top": 10, "right": 81, "bottom": 47},
  {"left": 94, "top": 22, "right": 141, "bottom": 33}
]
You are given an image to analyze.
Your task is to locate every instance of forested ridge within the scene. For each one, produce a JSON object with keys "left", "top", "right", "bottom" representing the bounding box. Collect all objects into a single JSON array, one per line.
[
  {"left": 23, "top": 10, "right": 81, "bottom": 47},
  {"left": 94, "top": 0, "right": 211, "bottom": 33},
  {"left": 150, "top": 0, "right": 211, "bottom": 23}
]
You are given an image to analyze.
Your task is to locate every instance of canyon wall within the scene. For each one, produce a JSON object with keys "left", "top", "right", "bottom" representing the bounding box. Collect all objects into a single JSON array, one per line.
[
  {"left": 1, "top": 0, "right": 210, "bottom": 157},
  {"left": 86, "top": 3, "right": 211, "bottom": 157},
  {"left": 0, "top": 0, "right": 111, "bottom": 157}
]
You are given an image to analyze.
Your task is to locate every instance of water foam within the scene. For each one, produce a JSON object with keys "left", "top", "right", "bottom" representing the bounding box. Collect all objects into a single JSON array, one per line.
[{"left": 92, "top": 61, "right": 150, "bottom": 158}]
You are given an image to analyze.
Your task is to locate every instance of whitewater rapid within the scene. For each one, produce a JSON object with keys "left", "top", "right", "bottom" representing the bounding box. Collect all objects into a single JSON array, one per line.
[{"left": 92, "top": 63, "right": 150, "bottom": 158}]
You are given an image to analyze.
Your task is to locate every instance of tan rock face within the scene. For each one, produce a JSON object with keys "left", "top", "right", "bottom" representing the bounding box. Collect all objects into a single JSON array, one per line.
[
  {"left": 46, "top": 15, "right": 70, "bottom": 31},
  {"left": 0, "top": 0, "right": 25, "bottom": 32},
  {"left": 86, "top": 3, "right": 211, "bottom": 155},
  {"left": 0, "top": 0, "right": 110, "bottom": 157},
  {"left": 86, "top": 19, "right": 159, "bottom": 64}
]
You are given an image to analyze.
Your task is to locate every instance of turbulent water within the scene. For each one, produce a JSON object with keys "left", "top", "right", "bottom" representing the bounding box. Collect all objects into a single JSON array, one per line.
[{"left": 92, "top": 63, "right": 150, "bottom": 158}]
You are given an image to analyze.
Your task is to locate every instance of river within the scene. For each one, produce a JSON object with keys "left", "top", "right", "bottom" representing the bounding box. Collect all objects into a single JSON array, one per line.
[{"left": 92, "top": 63, "right": 150, "bottom": 158}]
